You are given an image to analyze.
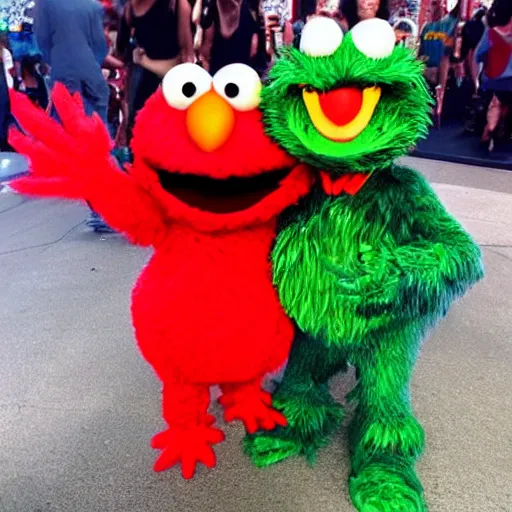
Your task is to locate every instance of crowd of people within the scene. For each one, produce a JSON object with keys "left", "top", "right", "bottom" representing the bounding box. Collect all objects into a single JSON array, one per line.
[
  {"left": 415, "top": 0, "right": 512, "bottom": 153},
  {"left": 0, "top": 0, "right": 511, "bottom": 231}
]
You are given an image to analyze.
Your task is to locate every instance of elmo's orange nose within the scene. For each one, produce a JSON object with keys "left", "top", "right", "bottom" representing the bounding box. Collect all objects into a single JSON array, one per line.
[{"left": 186, "top": 90, "right": 235, "bottom": 152}]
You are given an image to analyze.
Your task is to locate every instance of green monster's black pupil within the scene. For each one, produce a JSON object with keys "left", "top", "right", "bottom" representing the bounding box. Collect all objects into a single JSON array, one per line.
[
  {"left": 225, "top": 83, "right": 239, "bottom": 98},
  {"left": 182, "top": 82, "right": 196, "bottom": 98}
]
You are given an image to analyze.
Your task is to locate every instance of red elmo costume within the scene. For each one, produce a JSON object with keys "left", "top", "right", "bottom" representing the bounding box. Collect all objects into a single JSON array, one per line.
[{"left": 9, "top": 63, "right": 314, "bottom": 478}]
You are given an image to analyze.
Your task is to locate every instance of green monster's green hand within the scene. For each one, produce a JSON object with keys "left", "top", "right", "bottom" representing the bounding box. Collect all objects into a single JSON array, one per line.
[{"left": 334, "top": 201, "right": 483, "bottom": 324}]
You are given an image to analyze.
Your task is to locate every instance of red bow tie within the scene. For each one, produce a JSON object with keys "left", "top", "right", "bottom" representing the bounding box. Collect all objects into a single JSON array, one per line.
[{"left": 320, "top": 171, "right": 370, "bottom": 196}]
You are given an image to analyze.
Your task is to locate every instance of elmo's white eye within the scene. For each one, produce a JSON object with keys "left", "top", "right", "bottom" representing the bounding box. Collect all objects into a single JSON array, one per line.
[
  {"left": 351, "top": 18, "right": 396, "bottom": 59},
  {"left": 213, "top": 63, "right": 261, "bottom": 111},
  {"left": 299, "top": 16, "right": 343, "bottom": 57},
  {"left": 162, "top": 63, "right": 212, "bottom": 110}
]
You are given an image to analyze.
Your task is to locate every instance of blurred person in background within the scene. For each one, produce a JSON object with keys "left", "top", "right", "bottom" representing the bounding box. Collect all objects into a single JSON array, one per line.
[
  {"left": 192, "top": 0, "right": 271, "bottom": 75},
  {"left": 198, "top": 0, "right": 262, "bottom": 74},
  {"left": 475, "top": 0, "right": 512, "bottom": 151},
  {"left": 286, "top": 0, "right": 343, "bottom": 51},
  {"left": 0, "top": 34, "right": 15, "bottom": 90},
  {"left": 461, "top": 7, "right": 487, "bottom": 93},
  {"left": 35, "top": 0, "right": 110, "bottom": 121},
  {"left": 261, "top": 0, "right": 294, "bottom": 69},
  {"left": 8, "top": 22, "right": 41, "bottom": 74},
  {"left": 0, "top": 49, "right": 11, "bottom": 151},
  {"left": 340, "top": 0, "right": 390, "bottom": 31},
  {"left": 19, "top": 55, "right": 49, "bottom": 111},
  {"left": 418, "top": 0, "right": 461, "bottom": 125},
  {"left": 33, "top": 0, "right": 112, "bottom": 232},
  {"left": 418, "top": 0, "right": 460, "bottom": 88},
  {"left": 116, "top": 0, "right": 186, "bottom": 144},
  {"left": 100, "top": 12, "right": 126, "bottom": 141}
]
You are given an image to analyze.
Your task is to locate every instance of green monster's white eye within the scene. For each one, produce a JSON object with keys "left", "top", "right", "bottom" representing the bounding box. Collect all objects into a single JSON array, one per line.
[
  {"left": 162, "top": 63, "right": 212, "bottom": 110},
  {"left": 213, "top": 63, "right": 261, "bottom": 111},
  {"left": 351, "top": 18, "right": 396, "bottom": 59},
  {"left": 299, "top": 16, "right": 344, "bottom": 57}
]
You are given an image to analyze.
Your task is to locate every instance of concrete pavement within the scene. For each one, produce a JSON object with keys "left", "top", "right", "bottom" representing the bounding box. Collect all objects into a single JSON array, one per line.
[{"left": 0, "top": 158, "right": 511, "bottom": 512}]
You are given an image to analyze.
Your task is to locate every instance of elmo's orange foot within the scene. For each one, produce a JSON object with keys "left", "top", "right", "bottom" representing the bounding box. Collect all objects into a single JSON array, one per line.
[
  {"left": 150, "top": 424, "right": 225, "bottom": 478},
  {"left": 220, "top": 388, "right": 287, "bottom": 434}
]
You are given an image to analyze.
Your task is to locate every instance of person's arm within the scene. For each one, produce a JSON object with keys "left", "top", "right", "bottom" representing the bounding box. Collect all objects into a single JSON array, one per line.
[
  {"left": 283, "top": 20, "right": 293, "bottom": 45},
  {"left": 198, "top": 25, "right": 214, "bottom": 72},
  {"left": 33, "top": 0, "right": 52, "bottom": 66},
  {"left": 133, "top": 48, "right": 179, "bottom": 77},
  {"left": 4, "top": 50, "right": 14, "bottom": 78},
  {"left": 177, "top": 0, "right": 195, "bottom": 63},
  {"left": 250, "top": 32, "right": 258, "bottom": 58},
  {"left": 103, "top": 53, "right": 125, "bottom": 70}
]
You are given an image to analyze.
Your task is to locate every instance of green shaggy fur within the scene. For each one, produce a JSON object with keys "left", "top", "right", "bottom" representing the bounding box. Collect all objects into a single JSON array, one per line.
[{"left": 246, "top": 21, "right": 484, "bottom": 512}]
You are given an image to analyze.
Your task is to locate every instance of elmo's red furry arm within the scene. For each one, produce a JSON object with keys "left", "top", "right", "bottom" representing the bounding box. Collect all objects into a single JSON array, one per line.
[{"left": 8, "top": 84, "right": 166, "bottom": 247}]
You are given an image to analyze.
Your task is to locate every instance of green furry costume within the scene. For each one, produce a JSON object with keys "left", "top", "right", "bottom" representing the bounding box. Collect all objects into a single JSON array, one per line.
[{"left": 245, "top": 17, "right": 484, "bottom": 512}]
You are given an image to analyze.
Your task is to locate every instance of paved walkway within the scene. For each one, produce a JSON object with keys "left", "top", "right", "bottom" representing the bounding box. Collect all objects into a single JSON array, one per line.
[{"left": 0, "top": 158, "right": 511, "bottom": 512}]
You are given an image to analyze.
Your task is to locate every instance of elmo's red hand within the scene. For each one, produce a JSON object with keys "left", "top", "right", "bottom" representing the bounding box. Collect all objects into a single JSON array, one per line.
[
  {"left": 9, "top": 84, "right": 166, "bottom": 246},
  {"left": 9, "top": 84, "right": 113, "bottom": 199}
]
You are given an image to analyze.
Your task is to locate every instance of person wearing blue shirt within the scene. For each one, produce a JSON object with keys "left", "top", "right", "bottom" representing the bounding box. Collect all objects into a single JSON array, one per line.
[
  {"left": 418, "top": 0, "right": 459, "bottom": 86},
  {"left": 33, "top": 0, "right": 113, "bottom": 232},
  {"left": 474, "top": 0, "right": 512, "bottom": 151},
  {"left": 34, "top": 0, "right": 110, "bottom": 123}
]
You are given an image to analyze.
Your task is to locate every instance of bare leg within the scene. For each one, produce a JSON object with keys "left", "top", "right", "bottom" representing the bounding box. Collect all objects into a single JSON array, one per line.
[{"left": 482, "top": 95, "right": 501, "bottom": 150}]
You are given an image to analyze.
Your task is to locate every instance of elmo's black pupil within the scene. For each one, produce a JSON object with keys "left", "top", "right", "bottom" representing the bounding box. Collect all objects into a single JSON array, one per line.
[
  {"left": 225, "top": 83, "right": 239, "bottom": 98},
  {"left": 182, "top": 82, "right": 196, "bottom": 98}
]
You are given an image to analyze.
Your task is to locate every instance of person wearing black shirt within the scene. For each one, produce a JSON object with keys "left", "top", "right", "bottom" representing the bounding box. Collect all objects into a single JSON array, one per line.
[
  {"left": 117, "top": 0, "right": 183, "bottom": 142},
  {"left": 340, "top": 0, "right": 389, "bottom": 30},
  {"left": 208, "top": 0, "right": 262, "bottom": 75}
]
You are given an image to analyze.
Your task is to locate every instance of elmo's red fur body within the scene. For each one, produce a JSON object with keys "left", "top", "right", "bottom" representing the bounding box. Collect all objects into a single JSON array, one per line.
[{"left": 133, "top": 221, "right": 293, "bottom": 384}]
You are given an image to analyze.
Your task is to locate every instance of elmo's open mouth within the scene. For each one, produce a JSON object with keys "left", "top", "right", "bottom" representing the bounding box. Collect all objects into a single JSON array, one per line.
[{"left": 156, "top": 168, "right": 292, "bottom": 214}]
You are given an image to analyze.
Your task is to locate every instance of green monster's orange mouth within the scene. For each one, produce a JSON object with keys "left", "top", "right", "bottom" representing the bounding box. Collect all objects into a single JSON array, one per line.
[{"left": 302, "top": 86, "right": 381, "bottom": 142}]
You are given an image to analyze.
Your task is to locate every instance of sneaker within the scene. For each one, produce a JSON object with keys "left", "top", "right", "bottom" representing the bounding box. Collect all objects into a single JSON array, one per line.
[{"left": 86, "top": 211, "right": 115, "bottom": 233}]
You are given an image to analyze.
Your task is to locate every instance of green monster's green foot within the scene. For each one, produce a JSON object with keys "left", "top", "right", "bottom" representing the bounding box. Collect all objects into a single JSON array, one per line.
[
  {"left": 349, "top": 413, "right": 425, "bottom": 461},
  {"left": 349, "top": 410, "right": 427, "bottom": 511},
  {"left": 244, "top": 427, "right": 305, "bottom": 467},
  {"left": 244, "top": 385, "right": 344, "bottom": 466},
  {"left": 349, "top": 455, "right": 428, "bottom": 512}
]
